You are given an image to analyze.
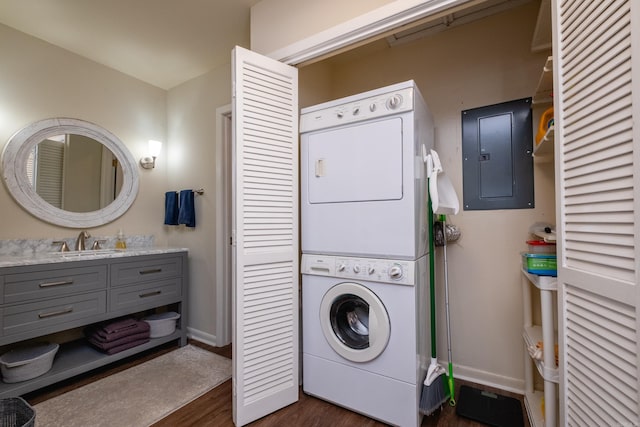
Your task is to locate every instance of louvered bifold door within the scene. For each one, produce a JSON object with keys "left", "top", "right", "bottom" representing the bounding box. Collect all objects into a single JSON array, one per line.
[
  {"left": 231, "top": 46, "right": 299, "bottom": 426},
  {"left": 553, "top": 0, "right": 640, "bottom": 425},
  {"left": 35, "top": 139, "right": 65, "bottom": 208}
]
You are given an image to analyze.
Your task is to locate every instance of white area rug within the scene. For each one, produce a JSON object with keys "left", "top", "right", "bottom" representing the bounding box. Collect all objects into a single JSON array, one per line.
[{"left": 34, "top": 345, "right": 232, "bottom": 427}]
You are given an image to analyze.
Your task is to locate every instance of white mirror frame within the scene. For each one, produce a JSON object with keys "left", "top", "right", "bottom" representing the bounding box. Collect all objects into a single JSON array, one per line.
[{"left": 1, "top": 118, "right": 139, "bottom": 228}]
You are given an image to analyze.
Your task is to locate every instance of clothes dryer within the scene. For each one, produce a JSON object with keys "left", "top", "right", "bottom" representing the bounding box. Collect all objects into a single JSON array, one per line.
[
  {"left": 300, "top": 80, "right": 434, "bottom": 260},
  {"left": 301, "top": 254, "right": 429, "bottom": 427}
]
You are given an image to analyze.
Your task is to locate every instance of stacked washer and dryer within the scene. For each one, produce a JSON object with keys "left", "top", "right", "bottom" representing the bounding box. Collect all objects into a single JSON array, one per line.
[{"left": 300, "top": 80, "right": 434, "bottom": 427}]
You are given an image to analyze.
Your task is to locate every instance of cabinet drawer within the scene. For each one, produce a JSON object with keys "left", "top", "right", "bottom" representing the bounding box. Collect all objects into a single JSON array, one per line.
[
  {"left": 3, "top": 265, "right": 107, "bottom": 304},
  {"left": 110, "top": 278, "right": 182, "bottom": 312},
  {"left": 110, "top": 255, "right": 183, "bottom": 287},
  {"left": 1, "top": 291, "right": 107, "bottom": 337}
]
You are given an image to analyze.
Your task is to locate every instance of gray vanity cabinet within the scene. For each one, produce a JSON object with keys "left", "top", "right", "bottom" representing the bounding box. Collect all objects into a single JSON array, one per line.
[
  {"left": 109, "top": 255, "right": 184, "bottom": 313},
  {"left": 1, "top": 262, "right": 108, "bottom": 340},
  {"left": 0, "top": 250, "right": 187, "bottom": 398}
]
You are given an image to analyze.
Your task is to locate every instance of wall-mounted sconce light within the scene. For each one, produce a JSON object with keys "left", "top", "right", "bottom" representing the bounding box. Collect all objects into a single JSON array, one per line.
[{"left": 140, "top": 140, "right": 162, "bottom": 169}]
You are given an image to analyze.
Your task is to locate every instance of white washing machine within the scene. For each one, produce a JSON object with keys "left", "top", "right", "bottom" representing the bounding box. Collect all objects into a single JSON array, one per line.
[
  {"left": 300, "top": 80, "right": 434, "bottom": 260},
  {"left": 302, "top": 254, "right": 429, "bottom": 427}
]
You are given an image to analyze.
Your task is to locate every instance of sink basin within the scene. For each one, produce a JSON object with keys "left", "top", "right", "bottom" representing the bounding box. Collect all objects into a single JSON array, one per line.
[{"left": 54, "top": 249, "right": 123, "bottom": 257}]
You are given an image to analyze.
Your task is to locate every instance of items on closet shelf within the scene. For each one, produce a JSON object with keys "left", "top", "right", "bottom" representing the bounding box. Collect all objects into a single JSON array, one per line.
[
  {"left": 85, "top": 317, "right": 150, "bottom": 355},
  {"left": 164, "top": 189, "right": 201, "bottom": 227},
  {"left": 522, "top": 223, "right": 557, "bottom": 276},
  {"left": 535, "top": 106, "right": 554, "bottom": 145},
  {"left": 527, "top": 341, "right": 559, "bottom": 366}
]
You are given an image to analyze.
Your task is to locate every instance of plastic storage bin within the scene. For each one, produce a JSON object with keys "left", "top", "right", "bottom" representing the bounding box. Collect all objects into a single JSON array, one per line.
[
  {"left": 522, "top": 253, "right": 557, "bottom": 276},
  {"left": 0, "top": 343, "right": 59, "bottom": 384},
  {"left": 143, "top": 312, "right": 181, "bottom": 338},
  {"left": 0, "top": 397, "right": 35, "bottom": 427},
  {"left": 526, "top": 239, "right": 556, "bottom": 254}
]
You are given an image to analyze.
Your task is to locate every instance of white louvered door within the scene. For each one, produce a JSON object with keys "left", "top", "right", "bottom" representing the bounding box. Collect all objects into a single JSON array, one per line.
[
  {"left": 34, "top": 139, "right": 65, "bottom": 208},
  {"left": 231, "top": 46, "right": 299, "bottom": 426},
  {"left": 553, "top": 0, "right": 640, "bottom": 424}
]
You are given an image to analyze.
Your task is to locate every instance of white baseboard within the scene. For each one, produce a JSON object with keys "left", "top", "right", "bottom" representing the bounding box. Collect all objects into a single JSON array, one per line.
[
  {"left": 187, "top": 327, "right": 218, "bottom": 347},
  {"left": 449, "top": 361, "right": 525, "bottom": 395},
  {"left": 187, "top": 328, "right": 523, "bottom": 395}
]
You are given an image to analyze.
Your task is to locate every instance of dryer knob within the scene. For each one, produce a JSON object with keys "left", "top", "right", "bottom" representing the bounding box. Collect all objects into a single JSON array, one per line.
[
  {"left": 389, "top": 265, "right": 403, "bottom": 279},
  {"left": 386, "top": 94, "right": 402, "bottom": 110},
  {"left": 369, "top": 103, "right": 377, "bottom": 112},
  {"left": 353, "top": 265, "right": 361, "bottom": 274}
]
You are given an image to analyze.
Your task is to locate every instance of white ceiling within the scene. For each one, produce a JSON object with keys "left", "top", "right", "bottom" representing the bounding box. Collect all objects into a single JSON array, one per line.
[{"left": 0, "top": 0, "right": 261, "bottom": 90}]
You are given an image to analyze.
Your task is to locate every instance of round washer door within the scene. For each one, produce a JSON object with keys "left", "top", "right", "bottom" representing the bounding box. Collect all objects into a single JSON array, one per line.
[{"left": 319, "top": 282, "right": 390, "bottom": 362}]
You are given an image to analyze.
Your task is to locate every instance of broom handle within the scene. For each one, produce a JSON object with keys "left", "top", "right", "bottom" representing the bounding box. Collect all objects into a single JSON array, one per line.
[{"left": 428, "top": 180, "right": 437, "bottom": 359}]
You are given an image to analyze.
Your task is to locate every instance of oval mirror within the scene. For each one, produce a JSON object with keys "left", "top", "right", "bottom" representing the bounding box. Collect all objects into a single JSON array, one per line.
[{"left": 1, "top": 118, "right": 139, "bottom": 228}]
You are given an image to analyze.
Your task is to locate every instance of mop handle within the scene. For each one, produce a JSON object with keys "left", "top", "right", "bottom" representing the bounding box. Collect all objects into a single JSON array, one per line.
[
  {"left": 441, "top": 215, "right": 456, "bottom": 406},
  {"left": 442, "top": 216, "right": 452, "bottom": 360}
]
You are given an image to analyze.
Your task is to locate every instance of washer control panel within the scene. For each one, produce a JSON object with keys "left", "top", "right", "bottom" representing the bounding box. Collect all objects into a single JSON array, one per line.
[
  {"left": 302, "top": 254, "right": 416, "bottom": 286},
  {"left": 300, "top": 87, "right": 415, "bottom": 133}
]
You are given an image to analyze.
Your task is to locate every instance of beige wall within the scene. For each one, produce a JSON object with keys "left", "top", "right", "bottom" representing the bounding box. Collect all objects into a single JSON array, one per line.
[
  {"left": 0, "top": 23, "right": 168, "bottom": 243},
  {"left": 166, "top": 64, "right": 233, "bottom": 342},
  {"left": 1, "top": 0, "right": 555, "bottom": 391},
  {"left": 63, "top": 135, "right": 103, "bottom": 212},
  {"left": 0, "top": 23, "right": 238, "bottom": 344},
  {"left": 251, "top": 0, "right": 395, "bottom": 55},
  {"left": 296, "top": 2, "right": 554, "bottom": 390}
]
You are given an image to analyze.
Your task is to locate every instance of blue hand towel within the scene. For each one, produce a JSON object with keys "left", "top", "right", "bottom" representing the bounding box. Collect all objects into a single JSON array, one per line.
[
  {"left": 164, "top": 191, "right": 178, "bottom": 225},
  {"left": 178, "top": 189, "right": 196, "bottom": 227}
]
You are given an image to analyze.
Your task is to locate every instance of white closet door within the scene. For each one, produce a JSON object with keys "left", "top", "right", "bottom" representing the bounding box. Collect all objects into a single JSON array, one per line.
[
  {"left": 554, "top": 0, "right": 640, "bottom": 424},
  {"left": 231, "top": 46, "right": 299, "bottom": 426}
]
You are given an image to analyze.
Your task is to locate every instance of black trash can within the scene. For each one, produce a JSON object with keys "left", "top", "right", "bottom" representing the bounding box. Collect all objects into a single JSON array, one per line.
[{"left": 0, "top": 398, "right": 35, "bottom": 427}]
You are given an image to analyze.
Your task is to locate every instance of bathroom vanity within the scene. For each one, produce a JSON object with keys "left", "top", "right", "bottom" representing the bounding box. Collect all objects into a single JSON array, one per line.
[{"left": 0, "top": 248, "right": 187, "bottom": 398}]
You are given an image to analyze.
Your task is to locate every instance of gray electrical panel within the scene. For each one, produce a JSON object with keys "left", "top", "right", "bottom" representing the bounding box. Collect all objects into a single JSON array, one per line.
[{"left": 462, "top": 98, "right": 534, "bottom": 210}]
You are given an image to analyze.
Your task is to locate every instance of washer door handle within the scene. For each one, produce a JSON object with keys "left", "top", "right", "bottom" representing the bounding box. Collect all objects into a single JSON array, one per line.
[{"left": 369, "top": 308, "right": 379, "bottom": 346}]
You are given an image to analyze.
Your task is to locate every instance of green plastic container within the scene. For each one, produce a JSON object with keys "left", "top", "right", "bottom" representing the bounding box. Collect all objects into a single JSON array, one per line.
[{"left": 522, "top": 253, "right": 557, "bottom": 276}]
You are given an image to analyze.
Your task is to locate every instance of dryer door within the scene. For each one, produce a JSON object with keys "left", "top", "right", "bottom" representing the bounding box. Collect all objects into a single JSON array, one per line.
[
  {"left": 306, "top": 117, "right": 403, "bottom": 204},
  {"left": 320, "top": 282, "right": 390, "bottom": 362}
]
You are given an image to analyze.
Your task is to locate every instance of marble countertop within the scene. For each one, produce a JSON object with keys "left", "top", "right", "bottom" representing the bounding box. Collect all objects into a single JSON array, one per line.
[{"left": 0, "top": 247, "right": 188, "bottom": 268}]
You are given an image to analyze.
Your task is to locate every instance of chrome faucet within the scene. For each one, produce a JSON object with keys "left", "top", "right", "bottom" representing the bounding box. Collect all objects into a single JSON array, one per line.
[{"left": 75, "top": 230, "right": 90, "bottom": 251}]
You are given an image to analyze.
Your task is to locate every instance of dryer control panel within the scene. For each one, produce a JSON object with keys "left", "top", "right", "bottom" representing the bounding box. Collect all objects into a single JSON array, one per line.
[
  {"left": 300, "top": 86, "right": 415, "bottom": 132},
  {"left": 301, "top": 254, "right": 417, "bottom": 286}
]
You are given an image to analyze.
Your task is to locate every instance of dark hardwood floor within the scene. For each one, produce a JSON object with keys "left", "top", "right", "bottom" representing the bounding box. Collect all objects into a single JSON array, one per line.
[{"left": 24, "top": 340, "right": 529, "bottom": 426}]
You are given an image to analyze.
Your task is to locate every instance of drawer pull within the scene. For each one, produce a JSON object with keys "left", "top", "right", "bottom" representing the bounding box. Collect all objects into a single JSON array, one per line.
[
  {"left": 39, "top": 306, "right": 73, "bottom": 318},
  {"left": 139, "top": 268, "right": 162, "bottom": 275},
  {"left": 39, "top": 279, "right": 74, "bottom": 288},
  {"left": 139, "top": 290, "right": 162, "bottom": 298}
]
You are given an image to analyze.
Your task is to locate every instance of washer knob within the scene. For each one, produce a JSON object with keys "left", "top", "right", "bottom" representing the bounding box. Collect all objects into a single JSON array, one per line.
[
  {"left": 353, "top": 107, "right": 360, "bottom": 116},
  {"left": 389, "top": 264, "right": 403, "bottom": 279},
  {"left": 368, "top": 266, "right": 375, "bottom": 275},
  {"left": 337, "top": 263, "right": 346, "bottom": 272},
  {"left": 369, "top": 103, "right": 377, "bottom": 112},
  {"left": 337, "top": 111, "right": 344, "bottom": 119},
  {"left": 353, "top": 265, "right": 361, "bottom": 274}
]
